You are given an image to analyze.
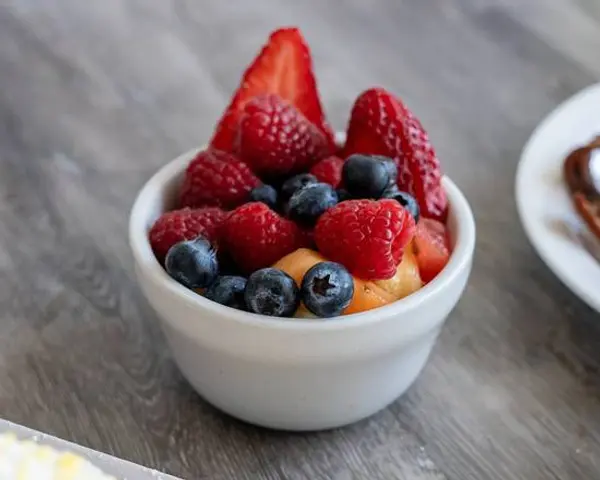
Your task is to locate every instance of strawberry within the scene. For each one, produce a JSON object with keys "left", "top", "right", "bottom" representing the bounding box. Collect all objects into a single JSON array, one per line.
[
  {"left": 238, "top": 94, "right": 332, "bottom": 176},
  {"left": 343, "top": 87, "right": 448, "bottom": 222},
  {"left": 412, "top": 218, "right": 451, "bottom": 283},
  {"left": 210, "top": 27, "right": 334, "bottom": 152}
]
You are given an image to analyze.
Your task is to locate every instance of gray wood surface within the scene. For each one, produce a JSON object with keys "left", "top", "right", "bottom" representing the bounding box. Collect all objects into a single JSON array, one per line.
[{"left": 0, "top": 0, "right": 599, "bottom": 478}]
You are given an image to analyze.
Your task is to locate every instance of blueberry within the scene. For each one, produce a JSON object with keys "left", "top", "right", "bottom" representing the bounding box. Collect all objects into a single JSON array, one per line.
[
  {"left": 249, "top": 184, "right": 278, "bottom": 210},
  {"left": 336, "top": 188, "right": 352, "bottom": 202},
  {"left": 204, "top": 275, "right": 247, "bottom": 310},
  {"left": 301, "top": 262, "right": 354, "bottom": 317},
  {"left": 373, "top": 156, "right": 398, "bottom": 188},
  {"left": 245, "top": 268, "right": 300, "bottom": 317},
  {"left": 165, "top": 236, "right": 218, "bottom": 289},
  {"left": 342, "top": 154, "right": 390, "bottom": 199},
  {"left": 280, "top": 174, "right": 318, "bottom": 202},
  {"left": 287, "top": 183, "right": 338, "bottom": 226},
  {"left": 382, "top": 187, "right": 420, "bottom": 222}
]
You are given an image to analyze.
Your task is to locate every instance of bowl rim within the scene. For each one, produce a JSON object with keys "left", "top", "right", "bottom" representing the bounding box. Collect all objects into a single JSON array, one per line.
[{"left": 129, "top": 144, "right": 475, "bottom": 332}]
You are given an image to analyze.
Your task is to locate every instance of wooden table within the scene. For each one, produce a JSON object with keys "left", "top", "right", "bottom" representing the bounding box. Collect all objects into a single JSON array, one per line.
[{"left": 1, "top": 1, "right": 600, "bottom": 478}]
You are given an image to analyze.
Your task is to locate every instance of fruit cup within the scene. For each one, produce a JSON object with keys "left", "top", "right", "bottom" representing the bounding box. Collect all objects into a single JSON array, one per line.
[{"left": 129, "top": 135, "right": 475, "bottom": 431}]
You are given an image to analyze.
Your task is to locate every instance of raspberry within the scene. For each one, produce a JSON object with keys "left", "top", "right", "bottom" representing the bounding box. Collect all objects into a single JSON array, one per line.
[
  {"left": 310, "top": 156, "right": 344, "bottom": 188},
  {"left": 315, "top": 199, "right": 416, "bottom": 280},
  {"left": 343, "top": 88, "right": 448, "bottom": 221},
  {"left": 149, "top": 207, "right": 227, "bottom": 263},
  {"left": 221, "top": 202, "right": 308, "bottom": 273},
  {"left": 179, "top": 149, "right": 260, "bottom": 209},
  {"left": 238, "top": 94, "right": 333, "bottom": 177}
]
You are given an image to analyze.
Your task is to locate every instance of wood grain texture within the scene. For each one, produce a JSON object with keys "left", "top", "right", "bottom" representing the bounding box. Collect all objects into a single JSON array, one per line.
[{"left": 0, "top": 0, "right": 599, "bottom": 478}]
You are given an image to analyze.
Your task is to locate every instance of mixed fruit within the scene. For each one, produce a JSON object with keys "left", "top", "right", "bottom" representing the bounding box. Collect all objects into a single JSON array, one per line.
[{"left": 148, "top": 27, "right": 452, "bottom": 319}]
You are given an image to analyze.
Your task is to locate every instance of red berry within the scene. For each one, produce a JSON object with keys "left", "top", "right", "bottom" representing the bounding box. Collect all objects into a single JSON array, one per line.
[
  {"left": 221, "top": 202, "right": 308, "bottom": 273},
  {"left": 149, "top": 207, "right": 227, "bottom": 263},
  {"left": 315, "top": 199, "right": 416, "bottom": 280},
  {"left": 238, "top": 94, "right": 333, "bottom": 176},
  {"left": 299, "top": 227, "right": 315, "bottom": 249},
  {"left": 310, "top": 156, "right": 344, "bottom": 188},
  {"left": 210, "top": 28, "right": 334, "bottom": 153},
  {"left": 343, "top": 87, "right": 448, "bottom": 222},
  {"left": 413, "top": 218, "right": 451, "bottom": 283},
  {"left": 179, "top": 149, "right": 260, "bottom": 209}
]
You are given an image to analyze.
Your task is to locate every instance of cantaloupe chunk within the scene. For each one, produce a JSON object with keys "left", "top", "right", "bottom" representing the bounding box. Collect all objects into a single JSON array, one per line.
[
  {"left": 273, "top": 248, "right": 396, "bottom": 315},
  {"left": 373, "top": 244, "right": 423, "bottom": 300}
]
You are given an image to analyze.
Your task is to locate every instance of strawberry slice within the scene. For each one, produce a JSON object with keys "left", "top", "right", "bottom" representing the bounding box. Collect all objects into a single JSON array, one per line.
[
  {"left": 343, "top": 87, "right": 448, "bottom": 222},
  {"left": 210, "top": 27, "right": 334, "bottom": 152},
  {"left": 412, "top": 218, "right": 451, "bottom": 283}
]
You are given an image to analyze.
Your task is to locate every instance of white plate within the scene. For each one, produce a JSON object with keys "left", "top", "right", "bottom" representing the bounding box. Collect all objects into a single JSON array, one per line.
[
  {"left": 516, "top": 83, "right": 600, "bottom": 313},
  {"left": 0, "top": 419, "right": 180, "bottom": 479}
]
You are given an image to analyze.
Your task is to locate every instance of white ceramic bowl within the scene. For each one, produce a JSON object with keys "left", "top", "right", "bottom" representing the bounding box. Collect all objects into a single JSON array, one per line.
[{"left": 129, "top": 145, "right": 476, "bottom": 431}]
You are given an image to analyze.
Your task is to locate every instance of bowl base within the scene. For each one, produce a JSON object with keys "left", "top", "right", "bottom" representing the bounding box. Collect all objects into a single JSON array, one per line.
[{"left": 162, "top": 321, "right": 439, "bottom": 431}]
